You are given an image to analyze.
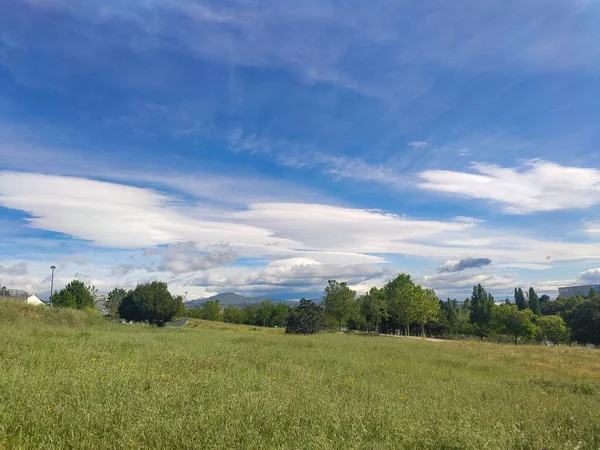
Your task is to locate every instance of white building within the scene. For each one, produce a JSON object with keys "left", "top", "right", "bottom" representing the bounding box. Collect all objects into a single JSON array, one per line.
[{"left": 558, "top": 284, "right": 600, "bottom": 298}]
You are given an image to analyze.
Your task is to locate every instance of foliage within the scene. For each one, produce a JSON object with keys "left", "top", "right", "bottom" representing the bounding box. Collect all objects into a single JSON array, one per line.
[
  {"left": 256, "top": 300, "right": 275, "bottom": 326},
  {"left": 470, "top": 284, "right": 495, "bottom": 338},
  {"left": 385, "top": 274, "right": 418, "bottom": 335},
  {"left": 514, "top": 288, "right": 527, "bottom": 311},
  {"left": 286, "top": 298, "right": 324, "bottom": 334},
  {"left": 359, "top": 287, "right": 386, "bottom": 332},
  {"left": 413, "top": 288, "right": 440, "bottom": 337},
  {"left": 106, "top": 287, "right": 128, "bottom": 319},
  {"left": 271, "top": 302, "right": 290, "bottom": 327},
  {"left": 528, "top": 287, "right": 540, "bottom": 315},
  {"left": 536, "top": 315, "right": 570, "bottom": 345},
  {"left": 322, "top": 280, "right": 355, "bottom": 331},
  {"left": 118, "top": 281, "right": 182, "bottom": 327},
  {"left": 223, "top": 304, "right": 246, "bottom": 324},
  {"left": 51, "top": 279, "right": 95, "bottom": 310},
  {"left": 565, "top": 297, "right": 600, "bottom": 345},
  {"left": 492, "top": 305, "right": 537, "bottom": 345},
  {"left": 200, "top": 300, "right": 223, "bottom": 322}
]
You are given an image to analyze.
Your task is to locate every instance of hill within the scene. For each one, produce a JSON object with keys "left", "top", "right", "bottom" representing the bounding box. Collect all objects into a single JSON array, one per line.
[{"left": 184, "top": 292, "right": 266, "bottom": 308}]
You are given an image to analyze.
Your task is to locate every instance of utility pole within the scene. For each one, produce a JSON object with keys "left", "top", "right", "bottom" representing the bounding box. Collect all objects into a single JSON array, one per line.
[
  {"left": 185, "top": 291, "right": 188, "bottom": 301},
  {"left": 50, "top": 265, "right": 56, "bottom": 306}
]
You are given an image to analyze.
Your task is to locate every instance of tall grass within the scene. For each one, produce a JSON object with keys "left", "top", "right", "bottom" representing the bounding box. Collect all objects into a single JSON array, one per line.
[{"left": 1, "top": 300, "right": 599, "bottom": 449}]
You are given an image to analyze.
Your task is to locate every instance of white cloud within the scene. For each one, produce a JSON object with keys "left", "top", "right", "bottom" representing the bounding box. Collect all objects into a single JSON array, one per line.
[
  {"left": 409, "top": 141, "right": 428, "bottom": 149},
  {"left": 419, "top": 160, "right": 600, "bottom": 214},
  {"left": 145, "top": 242, "right": 238, "bottom": 274},
  {"left": 418, "top": 271, "right": 516, "bottom": 297},
  {"left": 183, "top": 257, "right": 396, "bottom": 295},
  {"left": 4, "top": 171, "right": 600, "bottom": 299},
  {"left": 0, "top": 171, "right": 296, "bottom": 249},
  {"left": 0, "top": 262, "right": 28, "bottom": 276},
  {"left": 577, "top": 268, "right": 600, "bottom": 283}
]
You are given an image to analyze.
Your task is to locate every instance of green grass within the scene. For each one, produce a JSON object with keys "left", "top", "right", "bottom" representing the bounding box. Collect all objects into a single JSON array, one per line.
[{"left": 1, "top": 301, "right": 600, "bottom": 449}]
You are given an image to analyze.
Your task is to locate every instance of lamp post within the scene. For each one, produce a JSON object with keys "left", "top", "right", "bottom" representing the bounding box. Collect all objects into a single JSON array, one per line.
[
  {"left": 50, "top": 265, "right": 56, "bottom": 305},
  {"left": 185, "top": 291, "right": 188, "bottom": 302}
]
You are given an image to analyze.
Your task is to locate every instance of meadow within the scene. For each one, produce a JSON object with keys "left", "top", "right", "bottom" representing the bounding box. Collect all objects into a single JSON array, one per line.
[{"left": 1, "top": 300, "right": 600, "bottom": 449}]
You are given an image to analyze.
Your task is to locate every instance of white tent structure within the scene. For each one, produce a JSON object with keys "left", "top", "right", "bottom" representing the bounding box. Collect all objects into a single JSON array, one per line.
[{"left": 26, "top": 295, "right": 45, "bottom": 306}]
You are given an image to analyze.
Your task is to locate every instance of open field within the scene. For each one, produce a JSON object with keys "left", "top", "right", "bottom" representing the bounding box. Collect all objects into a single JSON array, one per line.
[{"left": 1, "top": 301, "right": 600, "bottom": 449}]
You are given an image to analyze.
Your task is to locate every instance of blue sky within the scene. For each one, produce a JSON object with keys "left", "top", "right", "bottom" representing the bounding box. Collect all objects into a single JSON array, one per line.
[{"left": 2, "top": 0, "right": 600, "bottom": 300}]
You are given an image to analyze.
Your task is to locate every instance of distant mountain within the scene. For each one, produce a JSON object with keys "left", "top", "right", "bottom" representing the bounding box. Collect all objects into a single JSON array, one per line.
[
  {"left": 184, "top": 292, "right": 303, "bottom": 308},
  {"left": 185, "top": 292, "right": 265, "bottom": 308}
]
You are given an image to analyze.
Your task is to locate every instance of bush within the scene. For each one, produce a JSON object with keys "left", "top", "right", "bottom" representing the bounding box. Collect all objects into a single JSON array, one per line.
[
  {"left": 118, "top": 281, "right": 182, "bottom": 327},
  {"left": 51, "top": 280, "right": 95, "bottom": 310},
  {"left": 286, "top": 299, "right": 324, "bottom": 334}
]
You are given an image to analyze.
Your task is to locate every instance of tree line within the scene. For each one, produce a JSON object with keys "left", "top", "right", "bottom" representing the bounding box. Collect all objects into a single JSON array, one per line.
[{"left": 48, "top": 274, "right": 600, "bottom": 345}]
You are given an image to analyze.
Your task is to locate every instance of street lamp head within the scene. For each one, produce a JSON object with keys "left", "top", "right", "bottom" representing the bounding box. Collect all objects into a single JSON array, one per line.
[{"left": 51, "top": 265, "right": 56, "bottom": 270}]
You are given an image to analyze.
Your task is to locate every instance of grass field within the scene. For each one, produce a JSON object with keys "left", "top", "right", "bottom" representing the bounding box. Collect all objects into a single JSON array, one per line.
[{"left": 1, "top": 301, "right": 600, "bottom": 449}]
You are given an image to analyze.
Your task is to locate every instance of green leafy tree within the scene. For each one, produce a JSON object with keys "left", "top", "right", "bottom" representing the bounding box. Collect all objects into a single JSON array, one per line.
[
  {"left": 323, "top": 280, "right": 355, "bottom": 331},
  {"left": 436, "top": 298, "right": 459, "bottom": 335},
  {"left": 118, "top": 281, "right": 182, "bottom": 327},
  {"left": 286, "top": 299, "right": 324, "bottom": 334},
  {"left": 413, "top": 288, "right": 440, "bottom": 337},
  {"left": 256, "top": 300, "right": 275, "bottom": 326},
  {"left": 244, "top": 303, "right": 260, "bottom": 325},
  {"left": 514, "top": 288, "right": 526, "bottom": 311},
  {"left": 359, "top": 287, "right": 386, "bottom": 333},
  {"left": 565, "top": 297, "right": 600, "bottom": 345},
  {"left": 223, "top": 304, "right": 246, "bottom": 324},
  {"left": 492, "top": 305, "right": 536, "bottom": 344},
  {"left": 346, "top": 298, "right": 366, "bottom": 330},
  {"left": 539, "top": 294, "right": 551, "bottom": 307},
  {"left": 52, "top": 279, "right": 95, "bottom": 310},
  {"left": 536, "top": 315, "right": 570, "bottom": 345},
  {"left": 201, "top": 300, "right": 223, "bottom": 322},
  {"left": 470, "top": 284, "right": 495, "bottom": 338},
  {"left": 528, "top": 287, "right": 540, "bottom": 314},
  {"left": 385, "top": 274, "right": 417, "bottom": 336},
  {"left": 107, "top": 287, "right": 128, "bottom": 318},
  {"left": 271, "top": 302, "right": 290, "bottom": 327}
]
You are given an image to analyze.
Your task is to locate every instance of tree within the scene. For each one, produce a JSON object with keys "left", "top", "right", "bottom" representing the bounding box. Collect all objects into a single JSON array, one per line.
[
  {"left": 107, "top": 288, "right": 128, "bottom": 319},
  {"left": 201, "top": 300, "right": 222, "bottom": 322},
  {"left": 527, "top": 287, "right": 540, "bottom": 315},
  {"left": 52, "top": 279, "right": 95, "bottom": 310},
  {"left": 470, "top": 284, "right": 495, "bottom": 338},
  {"left": 385, "top": 274, "right": 417, "bottom": 336},
  {"left": 437, "top": 298, "right": 459, "bottom": 335},
  {"left": 244, "top": 303, "right": 260, "bottom": 325},
  {"left": 346, "top": 298, "right": 366, "bottom": 331},
  {"left": 413, "top": 288, "right": 440, "bottom": 337},
  {"left": 322, "top": 280, "right": 355, "bottom": 331},
  {"left": 223, "top": 305, "right": 246, "bottom": 324},
  {"left": 539, "top": 294, "right": 551, "bottom": 307},
  {"left": 565, "top": 297, "right": 600, "bottom": 345},
  {"left": 359, "top": 287, "right": 386, "bottom": 332},
  {"left": 286, "top": 299, "right": 324, "bottom": 334},
  {"left": 514, "top": 288, "right": 526, "bottom": 311},
  {"left": 118, "top": 281, "right": 182, "bottom": 327},
  {"left": 271, "top": 302, "right": 290, "bottom": 328},
  {"left": 537, "top": 315, "right": 570, "bottom": 345},
  {"left": 492, "top": 305, "right": 536, "bottom": 345},
  {"left": 257, "top": 300, "right": 275, "bottom": 326}
]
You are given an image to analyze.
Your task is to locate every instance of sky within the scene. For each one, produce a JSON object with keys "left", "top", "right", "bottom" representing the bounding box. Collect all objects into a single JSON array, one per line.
[{"left": 2, "top": 0, "right": 600, "bottom": 301}]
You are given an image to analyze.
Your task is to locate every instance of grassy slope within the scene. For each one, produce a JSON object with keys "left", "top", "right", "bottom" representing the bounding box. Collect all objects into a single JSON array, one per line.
[{"left": 1, "top": 301, "right": 599, "bottom": 449}]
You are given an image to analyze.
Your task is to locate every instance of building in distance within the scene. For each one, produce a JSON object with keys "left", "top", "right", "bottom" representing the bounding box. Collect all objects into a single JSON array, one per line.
[{"left": 558, "top": 284, "right": 600, "bottom": 298}]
